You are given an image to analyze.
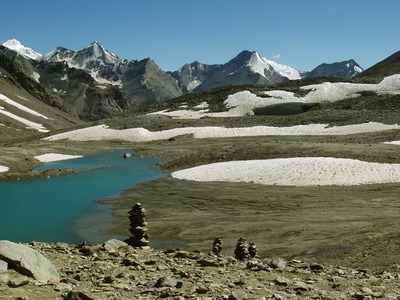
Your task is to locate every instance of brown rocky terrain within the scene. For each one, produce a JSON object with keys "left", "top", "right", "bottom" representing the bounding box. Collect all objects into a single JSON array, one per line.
[{"left": 1, "top": 239, "right": 400, "bottom": 299}]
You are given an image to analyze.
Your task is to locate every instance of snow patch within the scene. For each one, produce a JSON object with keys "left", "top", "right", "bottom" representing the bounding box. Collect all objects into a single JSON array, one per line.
[
  {"left": 0, "top": 165, "right": 9, "bottom": 173},
  {"left": 17, "top": 95, "right": 29, "bottom": 101},
  {"left": 187, "top": 79, "right": 202, "bottom": 90},
  {"left": 194, "top": 102, "right": 209, "bottom": 109},
  {"left": 32, "top": 72, "right": 40, "bottom": 82},
  {"left": 34, "top": 153, "right": 83, "bottom": 163},
  {"left": 171, "top": 157, "right": 400, "bottom": 186}
]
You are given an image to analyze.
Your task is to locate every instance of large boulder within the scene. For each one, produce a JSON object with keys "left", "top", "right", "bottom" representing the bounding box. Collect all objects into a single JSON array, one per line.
[{"left": 0, "top": 240, "right": 59, "bottom": 282}]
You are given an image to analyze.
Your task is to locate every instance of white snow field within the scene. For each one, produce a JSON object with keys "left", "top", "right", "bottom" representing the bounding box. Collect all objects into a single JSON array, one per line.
[
  {"left": 171, "top": 157, "right": 400, "bottom": 186},
  {"left": 34, "top": 153, "right": 83, "bottom": 163},
  {"left": 44, "top": 122, "right": 400, "bottom": 142}
]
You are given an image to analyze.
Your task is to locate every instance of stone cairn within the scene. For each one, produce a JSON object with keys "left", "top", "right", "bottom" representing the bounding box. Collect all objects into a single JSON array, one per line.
[
  {"left": 125, "top": 203, "right": 150, "bottom": 247},
  {"left": 212, "top": 237, "right": 222, "bottom": 256},
  {"left": 248, "top": 242, "right": 258, "bottom": 258},
  {"left": 234, "top": 237, "right": 250, "bottom": 260}
]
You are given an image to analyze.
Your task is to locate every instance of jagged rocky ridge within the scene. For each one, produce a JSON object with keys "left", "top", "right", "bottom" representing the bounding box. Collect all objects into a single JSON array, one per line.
[{"left": 2, "top": 39, "right": 364, "bottom": 121}]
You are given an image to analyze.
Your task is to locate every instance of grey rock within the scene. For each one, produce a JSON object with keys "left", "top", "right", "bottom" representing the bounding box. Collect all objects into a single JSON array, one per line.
[
  {"left": 0, "top": 240, "right": 59, "bottom": 282},
  {"left": 197, "top": 259, "right": 220, "bottom": 267},
  {"left": 294, "top": 281, "right": 309, "bottom": 291},
  {"left": 0, "top": 260, "right": 7, "bottom": 273},
  {"left": 65, "top": 290, "right": 96, "bottom": 300},
  {"left": 227, "top": 256, "right": 237, "bottom": 264},
  {"left": 310, "top": 262, "right": 324, "bottom": 272},
  {"left": 54, "top": 282, "right": 73, "bottom": 293},
  {"left": 229, "top": 289, "right": 247, "bottom": 300},
  {"left": 272, "top": 294, "right": 285, "bottom": 300},
  {"left": 274, "top": 276, "right": 289, "bottom": 287},
  {"left": 8, "top": 277, "right": 30, "bottom": 288},
  {"left": 102, "top": 239, "right": 128, "bottom": 252},
  {"left": 360, "top": 287, "right": 374, "bottom": 295},
  {"left": 111, "top": 268, "right": 125, "bottom": 280},
  {"left": 155, "top": 275, "right": 177, "bottom": 288},
  {"left": 196, "top": 285, "right": 209, "bottom": 294},
  {"left": 271, "top": 258, "right": 287, "bottom": 269},
  {"left": 61, "top": 278, "right": 81, "bottom": 286},
  {"left": 0, "top": 273, "right": 9, "bottom": 285}
]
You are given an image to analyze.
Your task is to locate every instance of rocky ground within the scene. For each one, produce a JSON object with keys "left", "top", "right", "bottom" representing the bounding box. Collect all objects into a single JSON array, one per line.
[
  {"left": 1, "top": 239, "right": 400, "bottom": 300},
  {"left": 2, "top": 102, "right": 400, "bottom": 298}
]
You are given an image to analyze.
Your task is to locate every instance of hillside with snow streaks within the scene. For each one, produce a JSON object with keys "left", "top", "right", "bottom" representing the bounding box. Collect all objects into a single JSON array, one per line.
[
  {"left": 0, "top": 94, "right": 49, "bottom": 119},
  {"left": 0, "top": 108, "right": 48, "bottom": 132},
  {"left": 0, "top": 93, "right": 50, "bottom": 132}
]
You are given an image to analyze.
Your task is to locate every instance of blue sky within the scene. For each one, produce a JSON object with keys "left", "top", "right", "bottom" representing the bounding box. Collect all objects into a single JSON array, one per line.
[{"left": 2, "top": 0, "right": 400, "bottom": 72}]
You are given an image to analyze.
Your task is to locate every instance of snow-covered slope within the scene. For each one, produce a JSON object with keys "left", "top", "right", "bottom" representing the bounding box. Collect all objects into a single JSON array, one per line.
[
  {"left": 151, "top": 74, "right": 400, "bottom": 119},
  {"left": 2, "top": 39, "right": 42, "bottom": 60},
  {"left": 248, "top": 52, "right": 301, "bottom": 80}
]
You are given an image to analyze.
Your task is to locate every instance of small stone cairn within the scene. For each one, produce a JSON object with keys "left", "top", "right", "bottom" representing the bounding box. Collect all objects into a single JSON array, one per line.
[
  {"left": 212, "top": 237, "right": 222, "bottom": 256},
  {"left": 234, "top": 237, "right": 250, "bottom": 260},
  {"left": 125, "top": 203, "right": 150, "bottom": 247},
  {"left": 248, "top": 242, "right": 258, "bottom": 258}
]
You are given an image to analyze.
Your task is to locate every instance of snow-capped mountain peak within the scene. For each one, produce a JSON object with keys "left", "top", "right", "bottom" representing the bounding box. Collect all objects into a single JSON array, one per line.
[
  {"left": 42, "top": 41, "right": 127, "bottom": 85},
  {"left": 247, "top": 51, "right": 301, "bottom": 80},
  {"left": 82, "top": 41, "right": 120, "bottom": 64},
  {"left": 2, "top": 39, "right": 42, "bottom": 60}
]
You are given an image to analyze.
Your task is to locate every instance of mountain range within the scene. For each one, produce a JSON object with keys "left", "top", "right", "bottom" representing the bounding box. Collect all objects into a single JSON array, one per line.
[{"left": 1, "top": 39, "right": 364, "bottom": 121}]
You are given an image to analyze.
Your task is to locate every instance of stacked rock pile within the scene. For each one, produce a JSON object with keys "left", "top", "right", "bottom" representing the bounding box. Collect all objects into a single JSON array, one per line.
[
  {"left": 212, "top": 237, "right": 222, "bottom": 256},
  {"left": 234, "top": 237, "right": 250, "bottom": 260},
  {"left": 248, "top": 242, "right": 258, "bottom": 258},
  {"left": 125, "top": 203, "right": 150, "bottom": 247}
]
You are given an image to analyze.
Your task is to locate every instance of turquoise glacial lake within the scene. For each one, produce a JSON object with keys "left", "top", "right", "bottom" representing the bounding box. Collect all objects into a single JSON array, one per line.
[{"left": 0, "top": 150, "right": 166, "bottom": 244}]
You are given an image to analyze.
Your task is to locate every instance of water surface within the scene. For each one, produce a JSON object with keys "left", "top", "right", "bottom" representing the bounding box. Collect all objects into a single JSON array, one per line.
[{"left": 0, "top": 150, "right": 165, "bottom": 244}]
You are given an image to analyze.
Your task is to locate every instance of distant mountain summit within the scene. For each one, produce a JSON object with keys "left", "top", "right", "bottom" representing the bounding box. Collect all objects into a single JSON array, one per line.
[
  {"left": 42, "top": 41, "right": 127, "bottom": 85},
  {"left": 304, "top": 59, "right": 363, "bottom": 78},
  {"left": 40, "top": 41, "right": 182, "bottom": 110},
  {"left": 247, "top": 51, "right": 301, "bottom": 80},
  {"left": 171, "top": 50, "right": 302, "bottom": 92},
  {"left": 2, "top": 39, "right": 42, "bottom": 60}
]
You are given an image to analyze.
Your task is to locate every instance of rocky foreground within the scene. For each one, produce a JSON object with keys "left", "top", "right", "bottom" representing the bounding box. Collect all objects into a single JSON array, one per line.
[{"left": 0, "top": 239, "right": 400, "bottom": 300}]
